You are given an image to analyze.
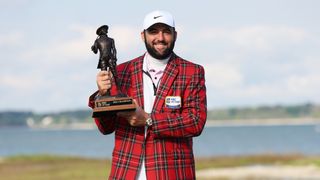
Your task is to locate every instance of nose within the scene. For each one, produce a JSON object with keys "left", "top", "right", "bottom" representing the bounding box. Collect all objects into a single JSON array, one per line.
[{"left": 156, "top": 31, "right": 165, "bottom": 41}]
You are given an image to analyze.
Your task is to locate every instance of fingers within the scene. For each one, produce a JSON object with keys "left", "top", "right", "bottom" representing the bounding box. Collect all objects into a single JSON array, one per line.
[
  {"left": 132, "top": 99, "right": 138, "bottom": 106},
  {"left": 118, "top": 111, "right": 140, "bottom": 126},
  {"left": 98, "top": 71, "right": 112, "bottom": 82},
  {"left": 96, "top": 70, "right": 113, "bottom": 95},
  {"left": 133, "top": 100, "right": 144, "bottom": 118},
  {"left": 116, "top": 100, "right": 148, "bottom": 127},
  {"left": 117, "top": 111, "right": 138, "bottom": 126},
  {"left": 117, "top": 111, "right": 135, "bottom": 118}
]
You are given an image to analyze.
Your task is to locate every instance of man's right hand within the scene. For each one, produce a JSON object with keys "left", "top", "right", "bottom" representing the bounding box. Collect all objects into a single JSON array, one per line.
[{"left": 96, "top": 70, "right": 113, "bottom": 96}]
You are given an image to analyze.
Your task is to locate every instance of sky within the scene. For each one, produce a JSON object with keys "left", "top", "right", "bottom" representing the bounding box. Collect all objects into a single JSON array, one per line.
[{"left": 1, "top": 0, "right": 320, "bottom": 113}]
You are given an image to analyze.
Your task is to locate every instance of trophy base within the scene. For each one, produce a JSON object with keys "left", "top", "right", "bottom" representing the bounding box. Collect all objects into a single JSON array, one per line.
[{"left": 92, "top": 96, "right": 136, "bottom": 118}]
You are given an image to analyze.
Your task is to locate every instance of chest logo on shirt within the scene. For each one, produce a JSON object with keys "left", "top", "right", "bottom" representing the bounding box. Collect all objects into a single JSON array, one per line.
[{"left": 165, "top": 96, "right": 181, "bottom": 109}]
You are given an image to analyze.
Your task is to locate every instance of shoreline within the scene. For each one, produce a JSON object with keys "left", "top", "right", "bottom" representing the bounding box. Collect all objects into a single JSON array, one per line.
[{"left": 2, "top": 118, "right": 320, "bottom": 130}]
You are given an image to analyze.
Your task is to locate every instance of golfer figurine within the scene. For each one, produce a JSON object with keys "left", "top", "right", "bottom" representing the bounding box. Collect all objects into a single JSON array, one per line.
[
  {"left": 91, "top": 25, "right": 119, "bottom": 95},
  {"left": 91, "top": 25, "right": 135, "bottom": 117}
]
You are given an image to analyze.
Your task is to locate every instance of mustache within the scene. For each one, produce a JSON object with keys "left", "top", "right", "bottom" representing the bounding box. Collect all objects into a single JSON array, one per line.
[{"left": 153, "top": 41, "right": 167, "bottom": 45}]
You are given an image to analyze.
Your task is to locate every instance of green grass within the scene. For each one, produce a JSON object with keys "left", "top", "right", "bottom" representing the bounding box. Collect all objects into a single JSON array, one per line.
[
  {"left": 0, "top": 154, "right": 111, "bottom": 180},
  {"left": 195, "top": 154, "right": 320, "bottom": 169},
  {"left": 1, "top": 154, "right": 320, "bottom": 179}
]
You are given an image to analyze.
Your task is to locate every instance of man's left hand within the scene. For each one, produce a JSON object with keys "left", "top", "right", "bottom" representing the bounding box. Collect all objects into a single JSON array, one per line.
[{"left": 116, "top": 100, "right": 149, "bottom": 127}]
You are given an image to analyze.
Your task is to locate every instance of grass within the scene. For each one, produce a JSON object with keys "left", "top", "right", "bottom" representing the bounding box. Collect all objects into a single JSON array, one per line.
[
  {"left": 195, "top": 154, "right": 320, "bottom": 169},
  {"left": 1, "top": 154, "right": 320, "bottom": 179},
  {"left": 0, "top": 155, "right": 111, "bottom": 180}
]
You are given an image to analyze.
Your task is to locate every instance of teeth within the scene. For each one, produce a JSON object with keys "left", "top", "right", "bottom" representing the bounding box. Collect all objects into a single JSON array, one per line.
[
  {"left": 155, "top": 44, "right": 164, "bottom": 47},
  {"left": 155, "top": 45, "right": 166, "bottom": 51}
]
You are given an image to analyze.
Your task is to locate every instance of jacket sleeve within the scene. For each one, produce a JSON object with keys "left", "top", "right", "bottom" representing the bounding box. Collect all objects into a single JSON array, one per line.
[
  {"left": 88, "top": 91, "right": 116, "bottom": 135},
  {"left": 151, "top": 65, "right": 207, "bottom": 138}
]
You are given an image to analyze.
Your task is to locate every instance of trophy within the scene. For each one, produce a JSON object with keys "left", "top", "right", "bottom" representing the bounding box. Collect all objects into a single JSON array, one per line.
[{"left": 91, "top": 25, "right": 135, "bottom": 118}]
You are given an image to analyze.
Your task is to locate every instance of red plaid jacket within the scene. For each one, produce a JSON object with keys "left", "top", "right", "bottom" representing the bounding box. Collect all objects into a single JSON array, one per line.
[{"left": 88, "top": 53, "right": 207, "bottom": 180}]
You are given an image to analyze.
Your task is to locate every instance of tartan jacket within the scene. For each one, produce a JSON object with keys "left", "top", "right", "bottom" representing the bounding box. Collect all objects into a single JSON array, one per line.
[{"left": 88, "top": 53, "right": 207, "bottom": 180}]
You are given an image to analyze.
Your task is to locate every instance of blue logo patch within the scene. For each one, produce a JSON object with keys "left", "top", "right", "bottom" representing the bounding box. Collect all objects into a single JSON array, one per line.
[{"left": 165, "top": 96, "right": 181, "bottom": 109}]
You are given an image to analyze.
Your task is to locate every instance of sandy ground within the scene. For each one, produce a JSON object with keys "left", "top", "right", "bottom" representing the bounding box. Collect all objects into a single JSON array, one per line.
[{"left": 196, "top": 165, "right": 320, "bottom": 179}]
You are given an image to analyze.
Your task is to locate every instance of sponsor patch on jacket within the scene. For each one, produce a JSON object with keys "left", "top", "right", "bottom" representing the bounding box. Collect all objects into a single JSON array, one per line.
[{"left": 165, "top": 96, "right": 181, "bottom": 109}]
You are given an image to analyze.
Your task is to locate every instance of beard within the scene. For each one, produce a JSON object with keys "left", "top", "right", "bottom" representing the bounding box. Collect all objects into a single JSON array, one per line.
[{"left": 144, "top": 37, "right": 175, "bottom": 60}]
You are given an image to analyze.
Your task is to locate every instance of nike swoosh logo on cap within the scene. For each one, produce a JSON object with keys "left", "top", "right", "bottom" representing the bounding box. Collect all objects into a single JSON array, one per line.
[{"left": 153, "top": 15, "right": 162, "bottom": 19}]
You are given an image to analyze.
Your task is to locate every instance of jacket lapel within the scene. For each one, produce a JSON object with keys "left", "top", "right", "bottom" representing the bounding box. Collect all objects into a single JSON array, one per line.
[
  {"left": 130, "top": 56, "right": 144, "bottom": 108},
  {"left": 153, "top": 54, "right": 179, "bottom": 112}
]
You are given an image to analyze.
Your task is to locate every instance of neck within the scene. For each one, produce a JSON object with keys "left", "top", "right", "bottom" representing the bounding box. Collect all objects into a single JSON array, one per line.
[{"left": 146, "top": 52, "right": 170, "bottom": 66}]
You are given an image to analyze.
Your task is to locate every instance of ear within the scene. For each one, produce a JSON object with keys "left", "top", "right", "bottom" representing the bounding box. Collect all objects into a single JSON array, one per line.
[
  {"left": 174, "top": 31, "right": 177, "bottom": 41},
  {"left": 141, "top": 31, "right": 145, "bottom": 41}
]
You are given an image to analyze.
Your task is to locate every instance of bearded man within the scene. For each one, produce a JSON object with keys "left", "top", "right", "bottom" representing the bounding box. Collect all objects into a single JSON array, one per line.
[{"left": 89, "top": 10, "right": 207, "bottom": 180}]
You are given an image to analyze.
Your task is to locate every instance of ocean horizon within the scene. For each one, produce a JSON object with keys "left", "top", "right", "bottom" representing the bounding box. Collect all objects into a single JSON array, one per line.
[{"left": 1, "top": 122, "right": 320, "bottom": 158}]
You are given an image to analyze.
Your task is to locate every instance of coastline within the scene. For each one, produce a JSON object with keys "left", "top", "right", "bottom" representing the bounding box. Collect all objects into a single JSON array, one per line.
[
  {"left": 26, "top": 122, "right": 96, "bottom": 130},
  {"left": 3, "top": 117, "right": 319, "bottom": 130}
]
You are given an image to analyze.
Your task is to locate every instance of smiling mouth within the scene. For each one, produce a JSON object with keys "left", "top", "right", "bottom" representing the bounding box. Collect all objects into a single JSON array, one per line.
[
  {"left": 154, "top": 42, "right": 167, "bottom": 46},
  {"left": 154, "top": 43, "right": 166, "bottom": 49}
]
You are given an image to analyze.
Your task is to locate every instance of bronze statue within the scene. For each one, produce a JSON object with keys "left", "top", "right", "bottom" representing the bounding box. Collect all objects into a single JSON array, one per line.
[
  {"left": 91, "top": 25, "right": 120, "bottom": 95},
  {"left": 91, "top": 25, "right": 135, "bottom": 117}
]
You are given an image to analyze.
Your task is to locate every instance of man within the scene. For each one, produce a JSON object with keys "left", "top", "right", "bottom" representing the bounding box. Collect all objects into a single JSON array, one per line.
[{"left": 89, "top": 10, "right": 207, "bottom": 180}]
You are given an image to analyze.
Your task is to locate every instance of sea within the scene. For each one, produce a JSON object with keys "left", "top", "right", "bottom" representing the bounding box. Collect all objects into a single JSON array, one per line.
[{"left": 1, "top": 123, "right": 320, "bottom": 158}]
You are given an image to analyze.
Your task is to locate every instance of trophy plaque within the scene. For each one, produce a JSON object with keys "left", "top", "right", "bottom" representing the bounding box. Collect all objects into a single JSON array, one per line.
[{"left": 91, "top": 25, "right": 135, "bottom": 118}]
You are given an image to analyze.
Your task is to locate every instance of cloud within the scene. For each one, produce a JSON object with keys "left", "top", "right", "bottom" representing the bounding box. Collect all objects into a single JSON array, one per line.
[
  {"left": 2, "top": 22, "right": 320, "bottom": 111},
  {"left": 286, "top": 74, "right": 320, "bottom": 95},
  {"left": 110, "top": 25, "right": 142, "bottom": 51},
  {"left": 204, "top": 63, "right": 243, "bottom": 89},
  {"left": 19, "top": 24, "right": 96, "bottom": 66},
  {"left": 199, "top": 25, "right": 308, "bottom": 52},
  {"left": 176, "top": 24, "right": 320, "bottom": 109},
  {"left": 207, "top": 71, "right": 320, "bottom": 108},
  {"left": 198, "top": 25, "right": 320, "bottom": 108},
  {"left": 0, "top": 74, "right": 42, "bottom": 91},
  {"left": 19, "top": 24, "right": 142, "bottom": 66},
  {"left": 0, "top": 0, "right": 30, "bottom": 8},
  {"left": 0, "top": 24, "right": 144, "bottom": 111},
  {"left": 0, "top": 31, "right": 24, "bottom": 47}
]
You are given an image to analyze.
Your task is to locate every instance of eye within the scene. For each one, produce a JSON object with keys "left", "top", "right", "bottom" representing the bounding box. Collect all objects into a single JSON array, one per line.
[
  {"left": 163, "top": 28, "right": 173, "bottom": 34},
  {"left": 147, "top": 28, "right": 159, "bottom": 34}
]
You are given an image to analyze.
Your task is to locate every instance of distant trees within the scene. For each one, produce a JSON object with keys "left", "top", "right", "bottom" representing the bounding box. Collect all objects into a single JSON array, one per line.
[
  {"left": 0, "top": 111, "right": 32, "bottom": 126},
  {"left": 0, "top": 110, "right": 92, "bottom": 127},
  {"left": 207, "top": 103, "right": 320, "bottom": 120},
  {"left": 1, "top": 103, "right": 319, "bottom": 127}
]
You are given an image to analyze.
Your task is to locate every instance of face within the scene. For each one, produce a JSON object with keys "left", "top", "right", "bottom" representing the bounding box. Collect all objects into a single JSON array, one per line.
[{"left": 141, "top": 23, "right": 177, "bottom": 60}]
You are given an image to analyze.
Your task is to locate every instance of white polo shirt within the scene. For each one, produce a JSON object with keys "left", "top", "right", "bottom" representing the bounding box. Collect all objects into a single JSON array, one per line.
[{"left": 137, "top": 53, "right": 169, "bottom": 180}]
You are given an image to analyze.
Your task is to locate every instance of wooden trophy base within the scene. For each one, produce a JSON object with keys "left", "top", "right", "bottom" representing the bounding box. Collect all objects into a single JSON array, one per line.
[{"left": 92, "top": 96, "right": 136, "bottom": 118}]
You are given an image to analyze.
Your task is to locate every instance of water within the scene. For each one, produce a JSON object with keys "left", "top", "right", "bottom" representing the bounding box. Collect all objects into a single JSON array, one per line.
[
  {"left": 1, "top": 124, "right": 320, "bottom": 158},
  {"left": 196, "top": 124, "right": 320, "bottom": 156}
]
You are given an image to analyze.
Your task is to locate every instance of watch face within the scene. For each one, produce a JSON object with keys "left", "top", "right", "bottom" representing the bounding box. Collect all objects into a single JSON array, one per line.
[{"left": 147, "top": 118, "right": 152, "bottom": 126}]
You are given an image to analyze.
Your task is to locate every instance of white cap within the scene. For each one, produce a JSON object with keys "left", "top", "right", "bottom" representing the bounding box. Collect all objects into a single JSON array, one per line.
[{"left": 143, "top": 10, "right": 175, "bottom": 30}]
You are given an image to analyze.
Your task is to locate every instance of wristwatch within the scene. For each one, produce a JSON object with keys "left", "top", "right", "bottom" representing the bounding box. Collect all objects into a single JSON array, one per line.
[{"left": 146, "top": 117, "right": 153, "bottom": 127}]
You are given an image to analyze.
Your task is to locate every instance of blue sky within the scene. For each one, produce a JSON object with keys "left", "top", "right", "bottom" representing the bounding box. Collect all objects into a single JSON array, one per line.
[{"left": 1, "top": 0, "right": 320, "bottom": 112}]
